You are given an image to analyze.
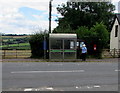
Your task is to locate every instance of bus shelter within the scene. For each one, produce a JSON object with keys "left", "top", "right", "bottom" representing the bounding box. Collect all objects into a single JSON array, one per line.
[{"left": 49, "top": 33, "right": 77, "bottom": 61}]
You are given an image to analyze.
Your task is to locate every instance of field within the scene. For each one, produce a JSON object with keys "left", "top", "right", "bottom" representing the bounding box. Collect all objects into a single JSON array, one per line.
[{"left": 1, "top": 35, "right": 31, "bottom": 50}]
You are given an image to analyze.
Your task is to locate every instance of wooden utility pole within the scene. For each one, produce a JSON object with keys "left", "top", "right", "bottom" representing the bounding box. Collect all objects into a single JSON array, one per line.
[{"left": 49, "top": 0, "right": 53, "bottom": 33}]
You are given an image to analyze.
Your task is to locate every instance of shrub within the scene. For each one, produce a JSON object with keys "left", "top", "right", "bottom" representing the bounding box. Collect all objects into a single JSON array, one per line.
[
  {"left": 29, "top": 32, "right": 48, "bottom": 58},
  {"left": 76, "top": 22, "right": 109, "bottom": 58}
]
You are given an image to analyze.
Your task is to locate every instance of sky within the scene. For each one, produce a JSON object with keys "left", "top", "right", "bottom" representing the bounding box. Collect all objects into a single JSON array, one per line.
[{"left": 0, "top": 0, "right": 119, "bottom": 34}]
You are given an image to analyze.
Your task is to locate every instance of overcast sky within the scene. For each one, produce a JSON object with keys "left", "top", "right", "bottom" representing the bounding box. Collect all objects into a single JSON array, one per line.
[{"left": 0, "top": 0, "right": 119, "bottom": 34}]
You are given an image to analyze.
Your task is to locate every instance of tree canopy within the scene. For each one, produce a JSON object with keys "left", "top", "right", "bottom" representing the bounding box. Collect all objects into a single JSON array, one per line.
[{"left": 53, "top": 2, "right": 115, "bottom": 32}]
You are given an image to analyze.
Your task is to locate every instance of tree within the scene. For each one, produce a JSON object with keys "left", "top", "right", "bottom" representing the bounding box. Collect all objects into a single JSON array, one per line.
[
  {"left": 91, "top": 22, "right": 109, "bottom": 49},
  {"left": 55, "top": 2, "right": 115, "bottom": 31},
  {"left": 90, "top": 22, "right": 109, "bottom": 58},
  {"left": 53, "top": 22, "right": 74, "bottom": 33},
  {"left": 76, "top": 22, "right": 109, "bottom": 58}
]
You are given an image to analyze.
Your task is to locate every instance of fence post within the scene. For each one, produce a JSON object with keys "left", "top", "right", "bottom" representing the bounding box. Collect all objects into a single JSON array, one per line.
[
  {"left": 16, "top": 49, "right": 17, "bottom": 58},
  {"left": 118, "top": 49, "right": 120, "bottom": 58},
  {"left": 113, "top": 48, "right": 115, "bottom": 58},
  {"left": 4, "top": 50, "right": 5, "bottom": 59}
]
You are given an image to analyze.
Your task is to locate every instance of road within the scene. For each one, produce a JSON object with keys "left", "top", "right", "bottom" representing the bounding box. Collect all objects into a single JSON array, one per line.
[{"left": 2, "top": 62, "right": 118, "bottom": 91}]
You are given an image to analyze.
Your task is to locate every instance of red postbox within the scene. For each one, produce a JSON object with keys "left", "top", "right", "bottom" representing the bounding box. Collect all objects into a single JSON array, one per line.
[{"left": 94, "top": 44, "right": 96, "bottom": 51}]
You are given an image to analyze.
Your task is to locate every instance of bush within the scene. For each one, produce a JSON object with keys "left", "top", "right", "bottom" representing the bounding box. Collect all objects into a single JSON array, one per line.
[
  {"left": 90, "top": 22, "right": 109, "bottom": 58},
  {"left": 29, "top": 32, "right": 48, "bottom": 58},
  {"left": 76, "top": 22, "right": 109, "bottom": 58}
]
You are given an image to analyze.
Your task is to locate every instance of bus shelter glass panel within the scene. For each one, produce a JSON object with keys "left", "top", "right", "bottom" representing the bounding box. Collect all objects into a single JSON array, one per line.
[
  {"left": 64, "top": 40, "right": 75, "bottom": 49},
  {"left": 64, "top": 40, "right": 76, "bottom": 59},
  {"left": 51, "top": 39, "right": 63, "bottom": 49},
  {"left": 50, "top": 39, "right": 63, "bottom": 59}
]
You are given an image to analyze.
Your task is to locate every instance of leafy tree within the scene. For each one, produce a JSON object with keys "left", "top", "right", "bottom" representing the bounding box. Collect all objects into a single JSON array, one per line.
[
  {"left": 76, "top": 22, "right": 109, "bottom": 58},
  {"left": 76, "top": 26, "right": 94, "bottom": 39},
  {"left": 90, "top": 22, "right": 109, "bottom": 58},
  {"left": 91, "top": 22, "right": 109, "bottom": 48},
  {"left": 53, "top": 22, "right": 74, "bottom": 33},
  {"left": 55, "top": 2, "right": 115, "bottom": 31}
]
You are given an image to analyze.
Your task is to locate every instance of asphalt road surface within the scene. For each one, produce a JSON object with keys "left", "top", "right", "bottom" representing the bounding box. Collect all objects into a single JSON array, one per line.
[{"left": 2, "top": 62, "right": 118, "bottom": 91}]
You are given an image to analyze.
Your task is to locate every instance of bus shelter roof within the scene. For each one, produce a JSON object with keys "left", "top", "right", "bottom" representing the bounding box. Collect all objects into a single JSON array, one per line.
[{"left": 49, "top": 33, "right": 77, "bottom": 39}]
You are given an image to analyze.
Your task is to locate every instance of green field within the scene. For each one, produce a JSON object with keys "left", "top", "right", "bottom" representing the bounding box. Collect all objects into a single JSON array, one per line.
[
  {"left": 1, "top": 43, "right": 29, "bottom": 47},
  {"left": 1, "top": 35, "right": 31, "bottom": 50}
]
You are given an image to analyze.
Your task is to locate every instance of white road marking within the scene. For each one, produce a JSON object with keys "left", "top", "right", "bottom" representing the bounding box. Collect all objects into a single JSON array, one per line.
[
  {"left": 23, "top": 87, "right": 57, "bottom": 91},
  {"left": 87, "top": 86, "right": 93, "bottom": 89},
  {"left": 24, "top": 85, "right": 102, "bottom": 91},
  {"left": 76, "top": 86, "right": 79, "bottom": 89},
  {"left": 11, "top": 70, "right": 85, "bottom": 74},
  {"left": 93, "top": 85, "right": 101, "bottom": 88},
  {"left": 24, "top": 88, "right": 32, "bottom": 91},
  {"left": 75, "top": 85, "right": 101, "bottom": 89},
  {"left": 115, "top": 69, "right": 120, "bottom": 72},
  {"left": 46, "top": 87, "right": 53, "bottom": 90},
  {"left": 35, "top": 89, "right": 39, "bottom": 91}
]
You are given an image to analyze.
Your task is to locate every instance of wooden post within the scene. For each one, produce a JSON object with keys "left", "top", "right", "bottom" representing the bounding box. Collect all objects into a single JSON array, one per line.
[
  {"left": 16, "top": 50, "right": 17, "bottom": 58},
  {"left": 49, "top": 38, "right": 51, "bottom": 61},
  {"left": 75, "top": 39, "right": 77, "bottom": 61},
  {"left": 113, "top": 48, "right": 116, "bottom": 58},
  {"left": 118, "top": 49, "right": 120, "bottom": 58},
  {"left": 4, "top": 50, "right": 5, "bottom": 59},
  {"left": 63, "top": 39, "right": 64, "bottom": 62}
]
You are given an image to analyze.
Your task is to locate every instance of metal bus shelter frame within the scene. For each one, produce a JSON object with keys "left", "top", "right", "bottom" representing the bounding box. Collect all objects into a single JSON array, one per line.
[{"left": 49, "top": 33, "right": 77, "bottom": 61}]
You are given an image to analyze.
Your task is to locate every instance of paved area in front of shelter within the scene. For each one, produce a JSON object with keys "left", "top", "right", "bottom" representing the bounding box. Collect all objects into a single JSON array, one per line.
[{"left": 1, "top": 58, "right": 119, "bottom": 62}]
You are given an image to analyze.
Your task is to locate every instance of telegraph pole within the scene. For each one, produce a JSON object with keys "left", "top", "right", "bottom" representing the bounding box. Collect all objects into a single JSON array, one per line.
[{"left": 49, "top": 0, "right": 53, "bottom": 33}]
